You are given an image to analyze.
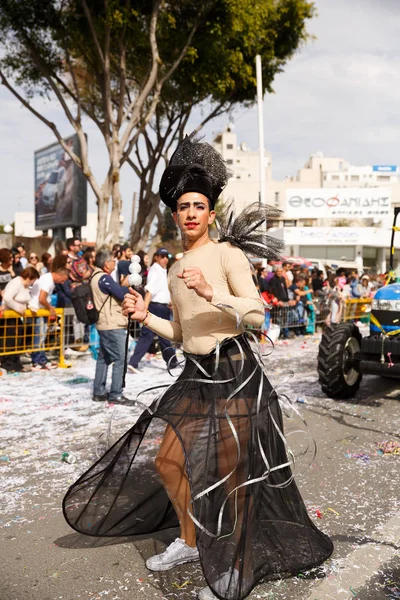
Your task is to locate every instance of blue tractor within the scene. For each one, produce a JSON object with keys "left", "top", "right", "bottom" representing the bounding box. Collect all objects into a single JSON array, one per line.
[{"left": 318, "top": 208, "right": 400, "bottom": 398}]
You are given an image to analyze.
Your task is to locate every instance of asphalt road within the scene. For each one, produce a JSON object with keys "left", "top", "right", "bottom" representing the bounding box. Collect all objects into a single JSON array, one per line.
[{"left": 0, "top": 336, "right": 399, "bottom": 600}]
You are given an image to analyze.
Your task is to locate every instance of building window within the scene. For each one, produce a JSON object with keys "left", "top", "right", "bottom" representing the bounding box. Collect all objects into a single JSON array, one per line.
[
  {"left": 274, "top": 191, "right": 280, "bottom": 207},
  {"left": 226, "top": 144, "right": 233, "bottom": 149},
  {"left": 236, "top": 175, "right": 241, "bottom": 179},
  {"left": 331, "top": 175, "right": 339, "bottom": 180},
  {"left": 377, "top": 175, "right": 390, "bottom": 182},
  {"left": 351, "top": 175, "right": 359, "bottom": 182},
  {"left": 236, "top": 159, "right": 241, "bottom": 163},
  {"left": 226, "top": 159, "right": 233, "bottom": 165}
]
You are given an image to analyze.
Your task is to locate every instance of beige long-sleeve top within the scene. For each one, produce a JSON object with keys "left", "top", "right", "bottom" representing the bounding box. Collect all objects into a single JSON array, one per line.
[
  {"left": 3, "top": 276, "right": 31, "bottom": 314},
  {"left": 145, "top": 241, "right": 265, "bottom": 355}
]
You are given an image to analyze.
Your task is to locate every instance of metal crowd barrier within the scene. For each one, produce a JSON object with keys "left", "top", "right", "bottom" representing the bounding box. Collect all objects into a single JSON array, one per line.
[
  {"left": 0, "top": 308, "right": 69, "bottom": 368},
  {"left": 62, "top": 306, "right": 141, "bottom": 357},
  {"left": 269, "top": 297, "right": 372, "bottom": 331}
]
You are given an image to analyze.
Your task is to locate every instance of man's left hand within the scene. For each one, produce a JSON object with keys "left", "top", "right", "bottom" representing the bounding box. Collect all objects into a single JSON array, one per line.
[{"left": 177, "top": 267, "right": 213, "bottom": 302}]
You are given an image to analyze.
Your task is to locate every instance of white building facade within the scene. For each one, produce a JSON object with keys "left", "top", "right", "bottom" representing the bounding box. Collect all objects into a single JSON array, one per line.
[
  {"left": 14, "top": 212, "right": 125, "bottom": 243},
  {"left": 213, "top": 127, "right": 400, "bottom": 272}
]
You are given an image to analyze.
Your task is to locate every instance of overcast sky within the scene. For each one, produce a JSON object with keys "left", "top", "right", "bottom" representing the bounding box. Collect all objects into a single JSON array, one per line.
[{"left": 1, "top": 0, "right": 400, "bottom": 233}]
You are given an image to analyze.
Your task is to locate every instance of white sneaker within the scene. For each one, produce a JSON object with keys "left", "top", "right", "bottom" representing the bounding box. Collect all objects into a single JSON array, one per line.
[
  {"left": 198, "top": 568, "right": 239, "bottom": 600},
  {"left": 146, "top": 538, "right": 199, "bottom": 571}
]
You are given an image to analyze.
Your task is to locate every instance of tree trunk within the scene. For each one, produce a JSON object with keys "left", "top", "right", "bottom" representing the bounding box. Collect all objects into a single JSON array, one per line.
[
  {"left": 130, "top": 189, "right": 160, "bottom": 250},
  {"left": 109, "top": 174, "right": 122, "bottom": 244},
  {"left": 96, "top": 191, "right": 109, "bottom": 247}
]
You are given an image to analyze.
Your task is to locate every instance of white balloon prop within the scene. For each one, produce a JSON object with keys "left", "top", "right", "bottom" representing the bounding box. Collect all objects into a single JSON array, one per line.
[
  {"left": 128, "top": 255, "right": 142, "bottom": 287},
  {"left": 129, "top": 262, "right": 141, "bottom": 274}
]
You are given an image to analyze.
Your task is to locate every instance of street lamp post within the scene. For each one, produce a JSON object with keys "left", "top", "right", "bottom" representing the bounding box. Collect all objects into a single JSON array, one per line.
[{"left": 256, "top": 55, "right": 267, "bottom": 267}]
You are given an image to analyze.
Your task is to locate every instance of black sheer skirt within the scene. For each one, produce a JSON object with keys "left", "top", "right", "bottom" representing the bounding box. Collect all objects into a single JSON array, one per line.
[{"left": 63, "top": 334, "right": 333, "bottom": 600}]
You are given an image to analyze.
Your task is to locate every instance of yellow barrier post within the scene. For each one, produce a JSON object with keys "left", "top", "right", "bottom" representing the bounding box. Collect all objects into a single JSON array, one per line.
[{"left": 0, "top": 307, "right": 71, "bottom": 369}]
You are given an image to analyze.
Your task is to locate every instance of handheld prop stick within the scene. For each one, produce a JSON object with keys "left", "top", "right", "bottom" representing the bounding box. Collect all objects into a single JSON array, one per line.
[
  {"left": 128, "top": 254, "right": 142, "bottom": 287},
  {"left": 122, "top": 255, "right": 142, "bottom": 389}
]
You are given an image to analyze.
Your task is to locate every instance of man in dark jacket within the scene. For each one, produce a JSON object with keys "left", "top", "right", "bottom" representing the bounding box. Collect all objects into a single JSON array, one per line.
[
  {"left": 267, "top": 267, "right": 295, "bottom": 338},
  {"left": 268, "top": 267, "right": 289, "bottom": 302}
]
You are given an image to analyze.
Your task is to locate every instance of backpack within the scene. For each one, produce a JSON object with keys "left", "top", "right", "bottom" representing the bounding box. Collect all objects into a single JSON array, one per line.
[{"left": 70, "top": 273, "right": 109, "bottom": 325}]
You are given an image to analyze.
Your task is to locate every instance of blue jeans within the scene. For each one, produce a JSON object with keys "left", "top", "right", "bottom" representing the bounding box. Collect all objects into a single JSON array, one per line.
[
  {"left": 93, "top": 329, "right": 127, "bottom": 400},
  {"left": 129, "top": 302, "right": 177, "bottom": 368},
  {"left": 31, "top": 317, "right": 49, "bottom": 366}
]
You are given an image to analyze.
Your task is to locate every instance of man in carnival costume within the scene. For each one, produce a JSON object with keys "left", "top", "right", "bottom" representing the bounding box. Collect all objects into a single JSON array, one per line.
[{"left": 63, "top": 134, "right": 333, "bottom": 600}]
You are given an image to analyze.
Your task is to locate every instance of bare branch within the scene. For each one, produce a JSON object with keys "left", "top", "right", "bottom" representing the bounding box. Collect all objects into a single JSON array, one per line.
[
  {"left": 119, "top": 0, "right": 162, "bottom": 151},
  {"left": 126, "top": 156, "right": 141, "bottom": 178},
  {"left": 0, "top": 69, "right": 103, "bottom": 201},
  {"left": 103, "top": 0, "right": 114, "bottom": 127},
  {"left": 117, "top": 42, "right": 127, "bottom": 127},
  {"left": 65, "top": 52, "right": 82, "bottom": 122},
  {"left": 81, "top": 0, "right": 105, "bottom": 67}
]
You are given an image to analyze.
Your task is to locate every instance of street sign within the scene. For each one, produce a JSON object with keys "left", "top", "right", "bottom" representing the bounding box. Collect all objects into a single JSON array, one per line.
[{"left": 372, "top": 165, "right": 397, "bottom": 173}]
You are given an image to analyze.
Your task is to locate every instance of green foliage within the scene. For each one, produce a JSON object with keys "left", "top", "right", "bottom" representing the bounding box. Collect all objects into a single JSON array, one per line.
[
  {"left": 159, "top": 0, "right": 315, "bottom": 108},
  {"left": 0, "top": 0, "right": 315, "bottom": 114}
]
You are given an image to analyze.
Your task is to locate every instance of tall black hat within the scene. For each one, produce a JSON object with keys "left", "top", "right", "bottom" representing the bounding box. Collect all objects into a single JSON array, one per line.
[{"left": 159, "top": 132, "right": 228, "bottom": 211}]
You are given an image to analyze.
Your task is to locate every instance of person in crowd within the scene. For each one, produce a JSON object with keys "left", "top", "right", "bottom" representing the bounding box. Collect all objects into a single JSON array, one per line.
[
  {"left": 0, "top": 248, "right": 13, "bottom": 301},
  {"left": 337, "top": 269, "right": 347, "bottom": 290},
  {"left": 327, "top": 275, "right": 345, "bottom": 324},
  {"left": 11, "top": 247, "right": 24, "bottom": 277},
  {"left": 40, "top": 252, "right": 53, "bottom": 275},
  {"left": 267, "top": 266, "right": 296, "bottom": 338},
  {"left": 282, "top": 261, "right": 294, "bottom": 286},
  {"left": 17, "top": 242, "right": 28, "bottom": 268},
  {"left": 349, "top": 270, "right": 361, "bottom": 298},
  {"left": 137, "top": 250, "right": 149, "bottom": 287},
  {"left": 64, "top": 133, "right": 332, "bottom": 600},
  {"left": 82, "top": 248, "right": 96, "bottom": 276},
  {"left": 311, "top": 269, "right": 324, "bottom": 294},
  {"left": 29, "top": 266, "right": 69, "bottom": 370},
  {"left": 116, "top": 245, "right": 135, "bottom": 285},
  {"left": 66, "top": 237, "right": 91, "bottom": 283},
  {"left": 128, "top": 247, "right": 178, "bottom": 373},
  {"left": 1, "top": 266, "right": 40, "bottom": 372},
  {"left": 53, "top": 253, "right": 73, "bottom": 309},
  {"left": 110, "top": 243, "right": 122, "bottom": 283},
  {"left": 28, "top": 251, "right": 43, "bottom": 272},
  {"left": 90, "top": 248, "right": 130, "bottom": 403},
  {"left": 112, "top": 243, "right": 121, "bottom": 258},
  {"left": 66, "top": 237, "right": 90, "bottom": 350},
  {"left": 358, "top": 274, "right": 372, "bottom": 298},
  {"left": 289, "top": 275, "right": 313, "bottom": 336},
  {"left": 119, "top": 244, "right": 133, "bottom": 261},
  {"left": 257, "top": 266, "right": 269, "bottom": 292}
]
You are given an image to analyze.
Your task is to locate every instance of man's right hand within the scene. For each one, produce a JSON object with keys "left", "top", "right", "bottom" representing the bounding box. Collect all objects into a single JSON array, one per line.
[{"left": 122, "top": 288, "right": 147, "bottom": 321}]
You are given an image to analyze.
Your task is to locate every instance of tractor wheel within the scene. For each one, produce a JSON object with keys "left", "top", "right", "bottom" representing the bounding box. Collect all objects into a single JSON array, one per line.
[{"left": 317, "top": 323, "right": 362, "bottom": 399}]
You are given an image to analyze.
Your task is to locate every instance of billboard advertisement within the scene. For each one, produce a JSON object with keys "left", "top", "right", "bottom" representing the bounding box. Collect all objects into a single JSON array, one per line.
[
  {"left": 34, "top": 134, "right": 87, "bottom": 230},
  {"left": 285, "top": 188, "right": 391, "bottom": 219}
]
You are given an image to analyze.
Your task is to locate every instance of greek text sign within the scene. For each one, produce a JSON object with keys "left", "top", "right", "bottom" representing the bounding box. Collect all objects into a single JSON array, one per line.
[{"left": 285, "top": 188, "right": 391, "bottom": 219}]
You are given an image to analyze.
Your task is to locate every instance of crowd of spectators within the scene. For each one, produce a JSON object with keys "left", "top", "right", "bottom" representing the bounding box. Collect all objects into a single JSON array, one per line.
[
  {"left": 256, "top": 261, "right": 382, "bottom": 339},
  {"left": 0, "top": 239, "right": 146, "bottom": 373},
  {"left": 0, "top": 237, "right": 386, "bottom": 372}
]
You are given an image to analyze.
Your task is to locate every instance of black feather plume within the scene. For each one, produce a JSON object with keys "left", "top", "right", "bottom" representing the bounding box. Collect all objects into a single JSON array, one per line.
[{"left": 216, "top": 201, "right": 284, "bottom": 261}]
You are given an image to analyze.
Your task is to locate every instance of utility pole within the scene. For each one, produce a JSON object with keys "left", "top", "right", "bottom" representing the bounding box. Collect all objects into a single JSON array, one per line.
[
  {"left": 256, "top": 55, "right": 266, "bottom": 208},
  {"left": 256, "top": 54, "right": 267, "bottom": 267}
]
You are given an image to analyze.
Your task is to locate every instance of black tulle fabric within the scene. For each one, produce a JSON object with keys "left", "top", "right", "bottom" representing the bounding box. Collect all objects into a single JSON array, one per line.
[{"left": 63, "top": 334, "right": 333, "bottom": 600}]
